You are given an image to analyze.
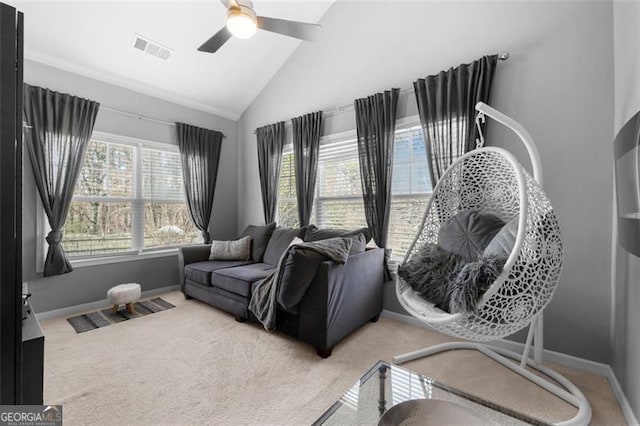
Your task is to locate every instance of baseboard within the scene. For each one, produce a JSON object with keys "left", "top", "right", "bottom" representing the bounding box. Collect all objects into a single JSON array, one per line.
[
  {"left": 35, "top": 285, "right": 180, "bottom": 321},
  {"left": 381, "top": 309, "right": 609, "bottom": 374},
  {"left": 381, "top": 308, "right": 430, "bottom": 328},
  {"left": 381, "top": 309, "right": 639, "bottom": 426},
  {"left": 606, "top": 365, "right": 640, "bottom": 426},
  {"left": 489, "top": 338, "right": 611, "bottom": 377}
]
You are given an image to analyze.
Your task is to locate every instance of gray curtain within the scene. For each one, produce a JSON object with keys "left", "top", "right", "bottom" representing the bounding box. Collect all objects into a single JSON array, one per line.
[
  {"left": 414, "top": 54, "right": 498, "bottom": 186},
  {"left": 355, "top": 89, "right": 400, "bottom": 281},
  {"left": 176, "top": 122, "right": 223, "bottom": 244},
  {"left": 23, "top": 84, "right": 100, "bottom": 277},
  {"left": 256, "top": 122, "right": 286, "bottom": 223},
  {"left": 292, "top": 111, "right": 323, "bottom": 227}
]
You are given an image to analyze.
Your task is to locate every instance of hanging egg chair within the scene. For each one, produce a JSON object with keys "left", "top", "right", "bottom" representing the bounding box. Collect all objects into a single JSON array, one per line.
[{"left": 393, "top": 102, "right": 591, "bottom": 425}]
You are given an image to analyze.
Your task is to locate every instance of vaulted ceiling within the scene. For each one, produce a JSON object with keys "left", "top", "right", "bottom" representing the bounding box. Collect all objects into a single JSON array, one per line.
[{"left": 13, "top": 1, "right": 334, "bottom": 120}]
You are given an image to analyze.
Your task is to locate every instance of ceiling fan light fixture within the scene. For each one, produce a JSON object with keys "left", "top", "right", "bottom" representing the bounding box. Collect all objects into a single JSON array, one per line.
[{"left": 226, "top": 6, "right": 257, "bottom": 39}]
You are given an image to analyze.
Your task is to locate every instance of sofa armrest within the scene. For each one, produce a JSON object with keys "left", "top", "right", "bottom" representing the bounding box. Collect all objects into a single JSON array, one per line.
[
  {"left": 296, "top": 248, "right": 384, "bottom": 351},
  {"left": 179, "top": 244, "right": 211, "bottom": 265},
  {"left": 178, "top": 244, "right": 211, "bottom": 291}
]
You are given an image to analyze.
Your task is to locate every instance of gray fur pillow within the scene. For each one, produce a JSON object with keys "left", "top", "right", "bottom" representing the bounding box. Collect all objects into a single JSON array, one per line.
[
  {"left": 398, "top": 243, "right": 461, "bottom": 312},
  {"left": 449, "top": 255, "right": 505, "bottom": 313},
  {"left": 398, "top": 243, "right": 506, "bottom": 314}
]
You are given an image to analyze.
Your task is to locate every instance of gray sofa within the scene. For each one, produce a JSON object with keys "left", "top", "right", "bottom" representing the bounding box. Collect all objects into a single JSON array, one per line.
[{"left": 178, "top": 225, "right": 384, "bottom": 357}]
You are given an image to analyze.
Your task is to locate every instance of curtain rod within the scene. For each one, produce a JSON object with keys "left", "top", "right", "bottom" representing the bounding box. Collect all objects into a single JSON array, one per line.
[
  {"left": 254, "top": 51, "right": 510, "bottom": 133},
  {"left": 100, "top": 105, "right": 227, "bottom": 139}
]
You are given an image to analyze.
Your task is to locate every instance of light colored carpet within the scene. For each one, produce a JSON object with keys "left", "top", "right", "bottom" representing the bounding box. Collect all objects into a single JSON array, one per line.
[{"left": 40, "top": 291, "right": 625, "bottom": 425}]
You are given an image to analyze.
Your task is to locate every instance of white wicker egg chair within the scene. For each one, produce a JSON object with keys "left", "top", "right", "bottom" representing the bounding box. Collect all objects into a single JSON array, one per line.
[{"left": 394, "top": 102, "right": 591, "bottom": 425}]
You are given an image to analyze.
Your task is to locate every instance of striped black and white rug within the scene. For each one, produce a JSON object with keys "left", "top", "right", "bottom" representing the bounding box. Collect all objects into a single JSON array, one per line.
[{"left": 67, "top": 297, "right": 175, "bottom": 333}]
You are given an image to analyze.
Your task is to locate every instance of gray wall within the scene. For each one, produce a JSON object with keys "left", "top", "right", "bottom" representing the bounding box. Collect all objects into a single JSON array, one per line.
[
  {"left": 612, "top": 0, "right": 640, "bottom": 418},
  {"left": 237, "top": 1, "right": 614, "bottom": 362},
  {"left": 23, "top": 60, "right": 239, "bottom": 313}
]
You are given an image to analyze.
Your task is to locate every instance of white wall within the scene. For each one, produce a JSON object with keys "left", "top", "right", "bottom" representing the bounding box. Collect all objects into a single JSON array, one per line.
[
  {"left": 23, "top": 59, "right": 239, "bottom": 312},
  {"left": 612, "top": 0, "right": 640, "bottom": 418},
  {"left": 237, "top": 1, "right": 614, "bottom": 362}
]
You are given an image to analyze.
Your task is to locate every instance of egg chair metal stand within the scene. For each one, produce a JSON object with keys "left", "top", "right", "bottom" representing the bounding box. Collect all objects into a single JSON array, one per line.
[{"left": 393, "top": 102, "right": 591, "bottom": 425}]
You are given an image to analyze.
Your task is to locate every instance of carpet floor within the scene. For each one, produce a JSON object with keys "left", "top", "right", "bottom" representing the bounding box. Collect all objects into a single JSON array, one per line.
[{"left": 40, "top": 291, "right": 625, "bottom": 425}]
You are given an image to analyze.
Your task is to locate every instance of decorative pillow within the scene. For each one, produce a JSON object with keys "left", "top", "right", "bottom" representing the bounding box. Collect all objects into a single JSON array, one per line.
[
  {"left": 240, "top": 222, "right": 276, "bottom": 262},
  {"left": 263, "top": 228, "right": 305, "bottom": 266},
  {"left": 438, "top": 210, "right": 505, "bottom": 262},
  {"left": 397, "top": 243, "right": 462, "bottom": 312},
  {"left": 304, "top": 225, "right": 373, "bottom": 244},
  {"left": 347, "top": 233, "right": 367, "bottom": 255},
  {"left": 276, "top": 236, "right": 352, "bottom": 314},
  {"left": 277, "top": 247, "right": 326, "bottom": 313},
  {"left": 449, "top": 255, "right": 506, "bottom": 313},
  {"left": 209, "top": 236, "right": 251, "bottom": 261},
  {"left": 398, "top": 242, "right": 506, "bottom": 314},
  {"left": 484, "top": 216, "right": 518, "bottom": 258}
]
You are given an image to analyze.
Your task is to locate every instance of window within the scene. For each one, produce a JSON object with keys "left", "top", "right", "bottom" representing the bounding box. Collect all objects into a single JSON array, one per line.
[
  {"left": 276, "top": 119, "right": 431, "bottom": 260},
  {"left": 388, "top": 125, "right": 431, "bottom": 260},
  {"left": 141, "top": 147, "right": 195, "bottom": 249},
  {"left": 63, "top": 135, "right": 199, "bottom": 257},
  {"left": 277, "top": 137, "right": 368, "bottom": 230},
  {"left": 314, "top": 138, "right": 367, "bottom": 229},
  {"left": 277, "top": 146, "right": 298, "bottom": 228}
]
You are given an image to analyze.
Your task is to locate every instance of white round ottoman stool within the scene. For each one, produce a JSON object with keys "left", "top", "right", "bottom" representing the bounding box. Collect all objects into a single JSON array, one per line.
[{"left": 107, "top": 283, "right": 141, "bottom": 314}]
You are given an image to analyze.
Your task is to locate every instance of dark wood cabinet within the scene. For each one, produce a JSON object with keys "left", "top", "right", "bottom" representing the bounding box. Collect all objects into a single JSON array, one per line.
[{"left": 21, "top": 306, "right": 44, "bottom": 405}]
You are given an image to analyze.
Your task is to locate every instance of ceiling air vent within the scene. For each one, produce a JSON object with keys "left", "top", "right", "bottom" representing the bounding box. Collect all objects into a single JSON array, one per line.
[{"left": 132, "top": 34, "right": 172, "bottom": 61}]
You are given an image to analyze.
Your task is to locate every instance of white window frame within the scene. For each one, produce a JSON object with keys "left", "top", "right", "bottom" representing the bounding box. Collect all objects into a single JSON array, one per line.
[{"left": 35, "top": 131, "right": 188, "bottom": 271}]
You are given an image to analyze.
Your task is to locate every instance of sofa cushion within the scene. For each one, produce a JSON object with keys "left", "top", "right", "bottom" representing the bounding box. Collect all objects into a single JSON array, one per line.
[
  {"left": 263, "top": 227, "right": 305, "bottom": 266},
  {"left": 184, "top": 260, "right": 254, "bottom": 285},
  {"left": 304, "top": 225, "right": 373, "bottom": 244},
  {"left": 240, "top": 222, "right": 276, "bottom": 262},
  {"left": 212, "top": 263, "right": 276, "bottom": 297},
  {"left": 184, "top": 280, "right": 250, "bottom": 319}
]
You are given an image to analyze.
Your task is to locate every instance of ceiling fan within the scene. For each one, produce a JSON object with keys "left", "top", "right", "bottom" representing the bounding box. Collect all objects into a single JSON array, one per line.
[{"left": 198, "top": 0, "right": 322, "bottom": 53}]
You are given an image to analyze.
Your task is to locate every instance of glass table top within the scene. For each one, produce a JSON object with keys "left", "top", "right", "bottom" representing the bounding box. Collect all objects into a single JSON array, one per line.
[{"left": 313, "top": 361, "right": 548, "bottom": 425}]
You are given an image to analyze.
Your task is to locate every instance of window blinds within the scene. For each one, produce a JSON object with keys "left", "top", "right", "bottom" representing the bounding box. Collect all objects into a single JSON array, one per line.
[{"left": 142, "top": 147, "right": 184, "bottom": 201}]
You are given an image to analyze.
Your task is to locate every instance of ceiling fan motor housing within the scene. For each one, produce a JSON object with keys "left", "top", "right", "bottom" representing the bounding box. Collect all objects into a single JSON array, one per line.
[{"left": 197, "top": 0, "right": 320, "bottom": 53}]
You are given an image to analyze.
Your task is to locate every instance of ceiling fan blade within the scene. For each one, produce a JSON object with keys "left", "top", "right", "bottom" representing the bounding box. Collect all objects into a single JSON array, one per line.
[
  {"left": 198, "top": 27, "right": 233, "bottom": 53},
  {"left": 256, "top": 16, "right": 321, "bottom": 41}
]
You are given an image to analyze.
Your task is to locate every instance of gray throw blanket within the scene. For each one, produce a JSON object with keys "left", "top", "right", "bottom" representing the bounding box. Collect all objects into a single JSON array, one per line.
[{"left": 249, "top": 237, "right": 352, "bottom": 331}]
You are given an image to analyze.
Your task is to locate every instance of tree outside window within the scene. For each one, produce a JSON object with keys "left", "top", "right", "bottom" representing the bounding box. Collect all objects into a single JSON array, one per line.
[{"left": 63, "top": 138, "right": 199, "bottom": 257}]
